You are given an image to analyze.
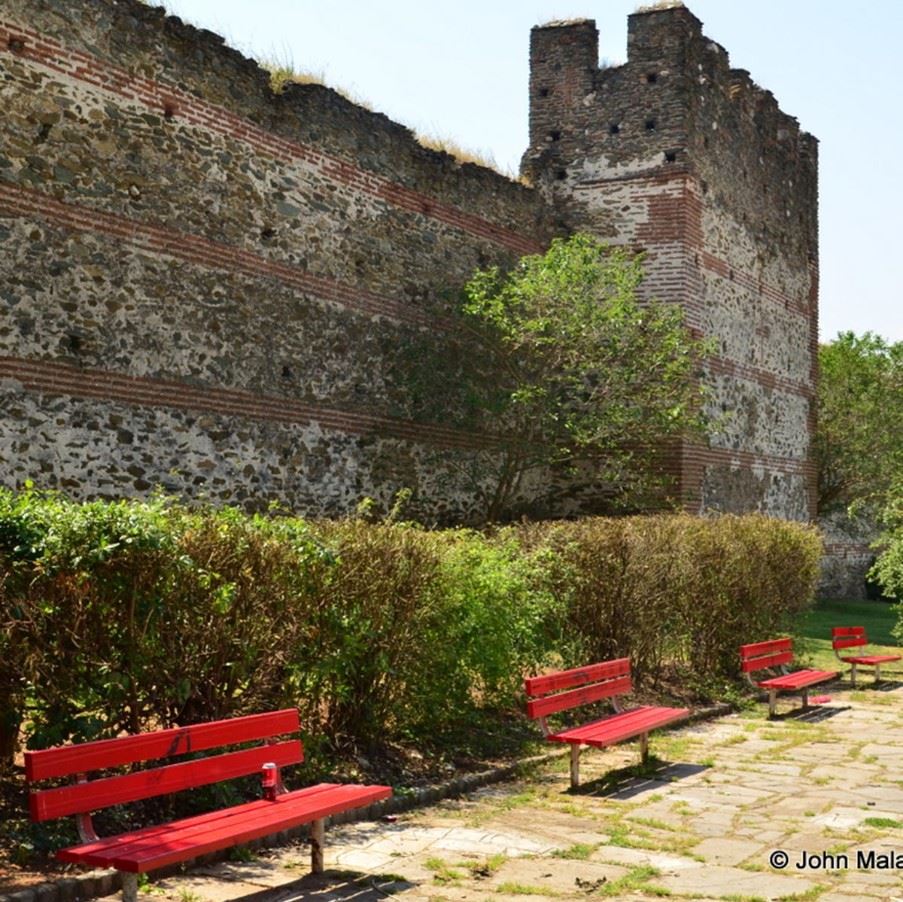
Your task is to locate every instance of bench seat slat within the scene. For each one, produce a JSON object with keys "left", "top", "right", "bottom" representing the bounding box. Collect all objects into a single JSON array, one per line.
[
  {"left": 756, "top": 669, "right": 836, "bottom": 691},
  {"left": 54, "top": 784, "right": 343, "bottom": 860},
  {"left": 831, "top": 626, "right": 865, "bottom": 638},
  {"left": 740, "top": 638, "right": 791, "bottom": 658},
  {"left": 839, "top": 654, "right": 901, "bottom": 665},
  {"left": 740, "top": 650, "right": 793, "bottom": 672},
  {"left": 58, "top": 783, "right": 392, "bottom": 873},
  {"left": 549, "top": 706, "right": 690, "bottom": 748},
  {"left": 526, "top": 676, "right": 631, "bottom": 720},
  {"left": 833, "top": 636, "right": 867, "bottom": 650},
  {"left": 31, "top": 740, "right": 302, "bottom": 821},
  {"left": 525, "top": 659, "right": 630, "bottom": 698},
  {"left": 25, "top": 710, "right": 300, "bottom": 781}
]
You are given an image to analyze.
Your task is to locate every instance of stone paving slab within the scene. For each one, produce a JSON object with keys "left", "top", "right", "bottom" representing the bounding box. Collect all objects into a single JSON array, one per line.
[
  {"left": 690, "top": 836, "right": 765, "bottom": 866},
  {"left": 658, "top": 862, "right": 817, "bottom": 897},
  {"left": 140, "top": 687, "right": 903, "bottom": 901}
]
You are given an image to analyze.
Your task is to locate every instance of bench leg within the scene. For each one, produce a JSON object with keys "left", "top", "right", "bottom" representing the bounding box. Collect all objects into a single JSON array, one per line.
[
  {"left": 768, "top": 689, "right": 777, "bottom": 718},
  {"left": 569, "top": 744, "right": 581, "bottom": 789},
  {"left": 875, "top": 664, "right": 881, "bottom": 685},
  {"left": 639, "top": 732, "right": 649, "bottom": 764},
  {"left": 121, "top": 872, "right": 138, "bottom": 902},
  {"left": 850, "top": 662, "right": 858, "bottom": 688},
  {"left": 310, "top": 817, "right": 325, "bottom": 874},
  {"left": 801, "top": 688, "right": 809, "bottom": 710}
]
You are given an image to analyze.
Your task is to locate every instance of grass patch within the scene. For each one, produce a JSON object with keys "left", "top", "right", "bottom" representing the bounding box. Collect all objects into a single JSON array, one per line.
[
  {"left": 798, "top": 598, "right": 899, "bottom": 671},
  {"left": 778, "top": 885, "right": 828, "bottom": 901},
  {"left": 465, "top": 853, "right": 508, "bottom": 876},
  {"left": 628, "top": 816, "right": 679, "bottom": 833},
  {"left": 258, "top": 54, "right": 374, "bottom": 109},
  {"left": 416, "top": 133, "right": 501, "bottom": 170},
  {"left": 863, "top": 816, "right": 903, "bottom": 829},
  {"left": 496, "top": 882, "right": 559, "bottom": 896},
  {"left": 601, "top": 864, "right": 669, "bottom": 897},
  {"left": 464, "top": 788, "right": 542, "bottom": 826},
  {"left": 551, "top": 842, "right": 596, "bottom": 860},
  {"left": 646, "top": 734, "right": 699, "bottom": 761},
  {"left": 607, "top": 815, "right": 699, "bottom": 856},
  {"left": 553, "top": 801, "right": 596, "bottom": 818},
  {"left": 425, "top": 856, "right": 465, "bottom": 885},
  {"left": 750, "top": 722, "right": 831, "bottom": 761}
]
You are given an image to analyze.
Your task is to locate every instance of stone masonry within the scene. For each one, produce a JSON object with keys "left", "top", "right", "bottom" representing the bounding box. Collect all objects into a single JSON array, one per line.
[
  {"left": 522, "top": 9, "right": 819, "bottom": 520},
  {"left": 0, "top": 1, "right": 818, "bottom": 526}
]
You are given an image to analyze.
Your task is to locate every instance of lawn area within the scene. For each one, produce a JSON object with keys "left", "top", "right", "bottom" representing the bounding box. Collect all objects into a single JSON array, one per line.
[{"left": 797, "top": 596, "right": 901, "bottom": 672}]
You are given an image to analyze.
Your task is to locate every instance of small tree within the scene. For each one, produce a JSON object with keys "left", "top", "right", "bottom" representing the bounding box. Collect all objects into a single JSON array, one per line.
[
  {"left": 816, "top": 331, "right": 903, "bottom": 514},
  {"left": 461, "top": 233, "right": 709, "bottom": 520}
]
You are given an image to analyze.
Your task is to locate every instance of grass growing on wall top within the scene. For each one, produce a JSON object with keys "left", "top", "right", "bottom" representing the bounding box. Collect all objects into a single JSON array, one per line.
[{"left": 258, "top": 54, "right": 374, "bottom": 110}]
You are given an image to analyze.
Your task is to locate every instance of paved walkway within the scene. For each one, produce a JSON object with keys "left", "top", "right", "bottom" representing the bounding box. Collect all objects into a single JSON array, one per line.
[{"left": 143, "top": 685, "right": 903, "bottom": 902}]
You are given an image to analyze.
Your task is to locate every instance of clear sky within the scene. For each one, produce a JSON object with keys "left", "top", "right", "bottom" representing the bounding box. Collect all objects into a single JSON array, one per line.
[{"left": 161, "top": 0, "right": 902, "bottom": 344}]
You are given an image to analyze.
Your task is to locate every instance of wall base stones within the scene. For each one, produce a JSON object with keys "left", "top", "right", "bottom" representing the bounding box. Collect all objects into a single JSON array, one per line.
[{"left": 818, "top": 510, "right": 881, "bottom": 601}]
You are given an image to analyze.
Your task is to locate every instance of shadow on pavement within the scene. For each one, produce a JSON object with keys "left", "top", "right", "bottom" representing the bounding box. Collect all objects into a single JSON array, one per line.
[
  {"left": 570, "top": 760, "right": 709, "bottom": 800},
  {"left": 777, "top": 704, "right": 852, "bottom": 723},
  {"left": 212, "top": 870, "right": 416, "bottom": 902},
  {"left": 873, "top": 679, "right": 903, "bottom": 692}
]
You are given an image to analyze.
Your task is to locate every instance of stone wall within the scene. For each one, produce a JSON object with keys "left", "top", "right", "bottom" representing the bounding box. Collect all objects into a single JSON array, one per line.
[
  {"left": 0, "top": 0, "right": 553, "bottom": 522},
  {"left": 818, "top": 510, "right": 881, "bottom": 601},
  {"left": 522, "top": 9, "right": 818, "bottom": 521},
  {"left": 0, "top": 0, "right": 820, "bottom": 528}
]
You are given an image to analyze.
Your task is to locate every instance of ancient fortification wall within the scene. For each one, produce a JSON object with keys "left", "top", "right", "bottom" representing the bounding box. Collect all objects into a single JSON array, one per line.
[
  {"left": 0, "top": 0, "right": 554, "bottom": 522},
  {"left": 523, "top": 9, "right": 818, "bottom": 521},
  {"left": 0, "top": 1, "right": 819, "bottom": 527}
]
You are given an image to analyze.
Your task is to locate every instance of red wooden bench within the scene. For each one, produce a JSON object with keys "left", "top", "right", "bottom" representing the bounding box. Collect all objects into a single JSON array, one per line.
[
  {"left": 740, "top": 638, "right": 837, "bottom": 717},
  {"left": 25, "top": 709, "right": 391, "bottom": 901},
  {"left": 832, "top": 626, "right": 901, "bottom": 687},
  {"left": 525, "top": 658, "right": 690, "bottom": 789}
]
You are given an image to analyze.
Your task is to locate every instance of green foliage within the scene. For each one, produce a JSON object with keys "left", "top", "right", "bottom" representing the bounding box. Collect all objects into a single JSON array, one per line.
[
  {"left": 461, "top": 233, "right": 709, "bottom": 520},
  {"left": 0, "top": 492, "right": 819, "bottom": 772},
  {"left": 816, "top": 331, "right": 903, "bottom": 513},
  {"left": 0, "top": 489, "right": 332, "bottom": 758},
  {"left": 874, "top": 520, "right": 903, "bottom": 628},
  {"left": 799, "top": 597, "right": 899, "bottom": 671},
  {"left": 516, "top": 514, "right": 821, "bottom": 683}
]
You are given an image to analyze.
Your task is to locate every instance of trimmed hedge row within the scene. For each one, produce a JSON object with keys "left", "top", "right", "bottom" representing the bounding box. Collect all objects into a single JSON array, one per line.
[{"left": 0, "top": 490, "right": 822, "bottom": 767}]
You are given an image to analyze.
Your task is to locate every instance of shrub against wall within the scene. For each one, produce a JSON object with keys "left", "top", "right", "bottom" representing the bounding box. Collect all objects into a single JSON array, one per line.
[
  {"left": 0, "top": 491, "right": 821, "bottom": 767},
  {"left": 516, "top": 515, "right": 821, "bottom": 682},
  {"left": 872, "top": 489, "right": 903, "bottom": 634}
]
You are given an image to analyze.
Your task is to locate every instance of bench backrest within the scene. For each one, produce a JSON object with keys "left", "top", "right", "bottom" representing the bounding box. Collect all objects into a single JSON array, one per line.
[
  {"left": 525, "top": 658, "right": 631, "bottom": 720},
  {"left": 832, "top": 626, "right": 867, "bottom": 650},
  {"left": 26, "top": 709, "right": 302, "bottom": 822},
  {"left": 739, "top": 638, "right": 794, "bottom": 673}
]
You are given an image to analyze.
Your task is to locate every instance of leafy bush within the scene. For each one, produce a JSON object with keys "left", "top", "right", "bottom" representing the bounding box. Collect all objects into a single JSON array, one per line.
[
  {"left": 0, "top": 491, "right": 333, "bottom": 757},
  {"left": 872, "top": 494, "right": 903, "bottom": 640},
  {"left": 0, "top": 491, "right": 821, "bottom": 770},
  {"left": 515, "top": 513, "right": 821, "bottom": 682}
]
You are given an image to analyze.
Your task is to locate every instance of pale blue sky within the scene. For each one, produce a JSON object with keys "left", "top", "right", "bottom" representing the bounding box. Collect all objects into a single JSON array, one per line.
[{"left": 162, "top": 0, "right": 902, "bottom": 344}]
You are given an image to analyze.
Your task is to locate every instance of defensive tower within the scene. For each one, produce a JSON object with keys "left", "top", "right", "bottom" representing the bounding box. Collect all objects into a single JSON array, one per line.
[{"left": 523, "top": 7, "right": 819, "bottom": 520}]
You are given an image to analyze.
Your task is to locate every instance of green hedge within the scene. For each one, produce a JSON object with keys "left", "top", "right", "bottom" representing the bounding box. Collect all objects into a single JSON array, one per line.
[{"left": 0, "top": 489, "right": 821, "bottom": 767}]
